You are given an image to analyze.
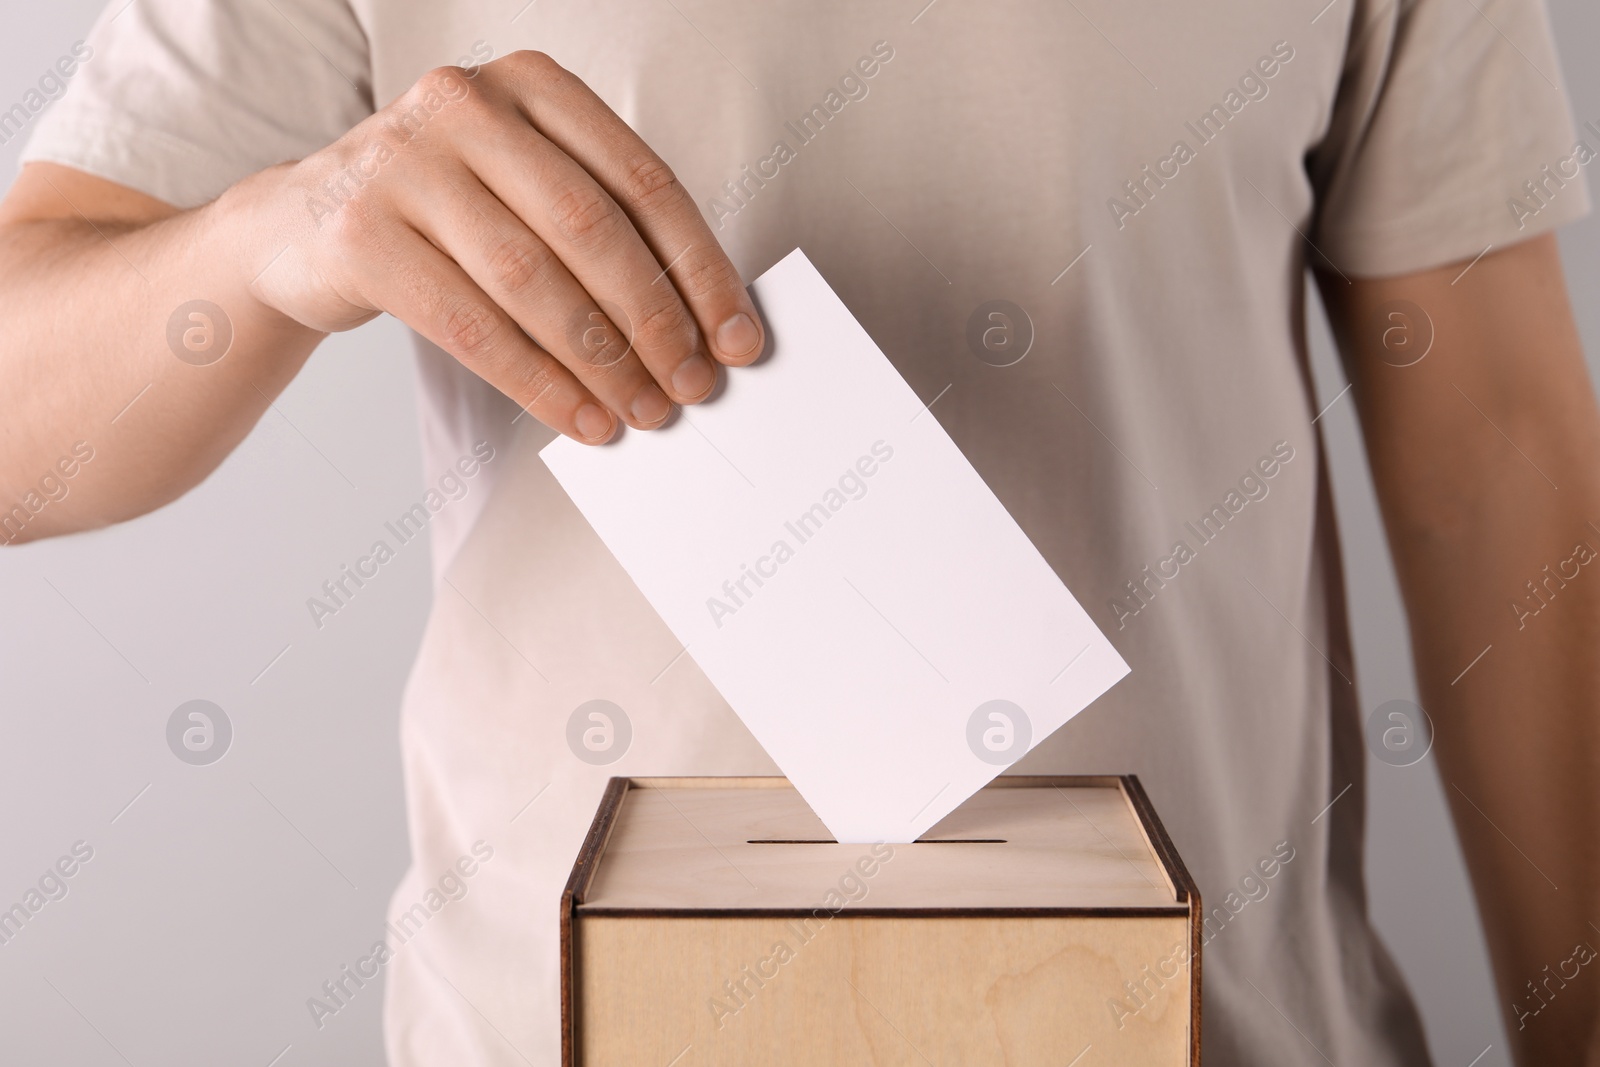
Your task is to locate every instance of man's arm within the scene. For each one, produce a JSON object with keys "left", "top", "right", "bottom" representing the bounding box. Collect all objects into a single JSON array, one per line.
[
  {"left": 1317, "top": 233, "right": 1600, "bottom": 1064},
  {"left": 0, "top": 52, "right": 765, "bottom": 543},
  {"left": 0, "top": 163, "right": 324, "bottom": 540}
]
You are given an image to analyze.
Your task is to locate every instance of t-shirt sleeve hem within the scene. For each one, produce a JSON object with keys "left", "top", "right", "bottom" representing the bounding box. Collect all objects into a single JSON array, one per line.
[
  {"left": 18, "top": 104, "right": 262, "bottom": 210},
  {"left": 1322, "top": 182, "right": 1592, "bottom": 279}
]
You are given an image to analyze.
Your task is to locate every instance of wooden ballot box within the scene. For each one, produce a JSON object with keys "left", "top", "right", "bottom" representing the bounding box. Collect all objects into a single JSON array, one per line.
[{"left": 561, "top": 776, "right": 1200, "bottom": 1066}]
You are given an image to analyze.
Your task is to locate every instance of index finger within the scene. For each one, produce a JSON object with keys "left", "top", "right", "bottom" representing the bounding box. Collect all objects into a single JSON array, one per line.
[{"left": 504, "top": 52, "right": 765, "bottom": 367}]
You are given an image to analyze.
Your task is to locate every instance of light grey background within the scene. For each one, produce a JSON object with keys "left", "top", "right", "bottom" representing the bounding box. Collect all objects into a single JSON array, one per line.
[{"left": 0, "top": 3, "right": 1594, "bottom": 1065}]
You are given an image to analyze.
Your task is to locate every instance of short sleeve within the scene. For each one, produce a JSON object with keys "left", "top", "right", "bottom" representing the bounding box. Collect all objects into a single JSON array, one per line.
[
  {"left": 20, "top": 0, "right": 373, "bottom": 209},
  {"left": 1309, "top": 0, "right": 1590, "bottom": 277}
]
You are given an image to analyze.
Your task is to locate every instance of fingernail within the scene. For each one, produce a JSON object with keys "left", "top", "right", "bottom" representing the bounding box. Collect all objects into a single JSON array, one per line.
[
  {"left": 672, "top": 354, "right": 716, "bottom": 400},
  {"left": 575, "top": 403, "right": 613, "bottom": 441},
  {"left": 630, "top": 384, "right": 671, "bottom": 426},
  {"left": 716, "top": 312, "right": 760, "bottom": 360}
]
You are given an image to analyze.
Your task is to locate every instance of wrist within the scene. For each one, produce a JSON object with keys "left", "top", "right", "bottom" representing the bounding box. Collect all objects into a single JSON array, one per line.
[{"left": 202, "top": 162, "right": 330, "bottom": 343}]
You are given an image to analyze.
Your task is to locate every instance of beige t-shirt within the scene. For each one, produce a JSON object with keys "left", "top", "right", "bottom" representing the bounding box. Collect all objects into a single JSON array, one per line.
[{"left": 26, "top": 0, "right": 1590, "bottom": 1063}]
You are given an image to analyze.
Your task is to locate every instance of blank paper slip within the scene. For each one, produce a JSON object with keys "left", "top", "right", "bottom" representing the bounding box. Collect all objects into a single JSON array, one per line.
[{"left": 541, "top": 249, "right": 1128, "bottom": 843}]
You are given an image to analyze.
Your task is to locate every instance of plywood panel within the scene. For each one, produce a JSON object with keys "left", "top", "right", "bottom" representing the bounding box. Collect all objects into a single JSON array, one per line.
[{"left": 577, "top": 915, "right": 1192, "bottom": 1066}]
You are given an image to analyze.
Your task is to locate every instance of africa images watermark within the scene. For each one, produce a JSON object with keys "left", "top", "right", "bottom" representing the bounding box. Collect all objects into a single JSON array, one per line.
[
  {"left": 566, "top": 699, "right": 632, "bottom": 765},
  {"left": 1509, "top": 522, "right": 1600, "bottom": 632},
  {"left": 0, "top": 40, "right": 93, "bottom": 147},
  {"left": 0, "top": 841, "right": 95, "bottom": 948},
  {"left": 1107, "top": 441, "right": 1296, "bottom": 629},
  {"left": 1, "top": 440, "right": 95, "bottom": 544},
  {"left": 704, "top": 40, "right": 896, "bottom": 229},
  {"left": 1364, "top": 699, "right": 1433, "bottom": 768},
  {"left": 305, "top": 40, "right": 493, "bottom": 225},
  {"left": 705, "top": 439, "right": 895, "bottom": 628},
  {"left": 1107, "top": 40, "right": 1295, "bottom": 230},
  {"left": 1108, "top": 839, "right": 1296, "bottom": 1030},
  {"left": 706, "top": 843, "right": 896, "bottom": 1030},
  {"left": 1507, "top": 117, "right": 1600, "bottom": 231},
  {"left": 167, "top": 699, "right": 233, "bottom": 766},
  {"left": 306, "top": 441, "right": 496, "bottom": 629},
  {"left": 305, "top": 840, "right": 495, "bottom": 1030},
  {"left": 1512, "top": 938, "right": 1598, "bottom": 1031},
  {"left": 966, "top": 300, "right": 1034, "bottom": 367}
]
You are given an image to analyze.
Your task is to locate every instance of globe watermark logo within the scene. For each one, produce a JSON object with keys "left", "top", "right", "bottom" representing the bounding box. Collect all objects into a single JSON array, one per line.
[
  {"left": 966, "top": 700, "right": 1031, "bottom": 765},
  {"left": 166, "top": 699, "right": 232, "bottom": 766},
  {"left": 166, "top": 300, "right": 233, "bottom": 366},
  {"left": 965, "top": 300, "right": 1033, "bottom": 367},
  {"left": 1364, "top": 699, "right": 1433, "bottom": 767},
  {"left": 566, "top": 699, "right": 632, "bottom": 765}
]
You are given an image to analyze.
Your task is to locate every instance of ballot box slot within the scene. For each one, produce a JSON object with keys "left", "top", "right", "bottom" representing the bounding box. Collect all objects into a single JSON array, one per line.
[{"left": 745, "top": 838, "right": 1007, "bottom": 844}]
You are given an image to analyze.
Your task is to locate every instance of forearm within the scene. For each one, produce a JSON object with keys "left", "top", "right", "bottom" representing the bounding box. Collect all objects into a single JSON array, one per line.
[
  {"left": 1396, "top": 430, "right": 1600, "bottom": 1061},
  {"left": 1, "top": 53, "right": 775, "bottom": 546},
  {"left": 0, "top": 167, "right": 324, "bottom": 541},
  {"left": 1322, "top": 235, "right": 1600, "bottom": 1063}
]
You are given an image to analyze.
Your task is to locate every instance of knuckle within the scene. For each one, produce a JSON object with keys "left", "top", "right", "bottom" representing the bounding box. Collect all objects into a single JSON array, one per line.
[
  {"left": 631, "top": 297, "right": 695, "bottom": 352},
  {"left": 389, "top": 67, "right": 477, "bottom": 138},
  {"left": 676, "top": 249, "right": 741, "bottom": 300},
  {"left": 565, "top": 304, "right": 634, "bottom": 369},
  {"left": 319, "top": 186, "right": 381, "bottom": 246},
  {"left": 484, "top": 237, "right": 551, "bottom": 298},
  {"left": 414, "top": 65, "right": 469, "bottom": 97},
  {"left": 505, "top": 49, "right": 557, "bottom": 73},
  {"left": 449, "top": 79, "right": 492, "bottom": 119},
  {"left": 438, "top": 298, "right": 502, "bottom": 358},
  {"left": 517, "top": 359, "right": 561, "bottom": 410},
  {"left": 407, "top": 70, "right": 458, "bottom": 113},
  {"left": 548, "top": 184, "right": 622, "bottom": 245},
  {"left": 619, "top": 155, "right": 683, "bottom": 211},
  {"left": 502, "top": 49, "right": 568, "bottom": 91}
]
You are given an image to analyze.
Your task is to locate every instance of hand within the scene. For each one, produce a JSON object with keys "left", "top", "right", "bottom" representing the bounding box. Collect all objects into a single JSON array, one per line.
[{"left": 240, "top": 51, "right": 764, "bottom": 443}]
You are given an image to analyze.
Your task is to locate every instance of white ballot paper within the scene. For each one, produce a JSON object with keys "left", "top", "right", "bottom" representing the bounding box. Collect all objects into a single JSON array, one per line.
[{"left": 541, "top": 249, "right": 1128, "bottom": 842}]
